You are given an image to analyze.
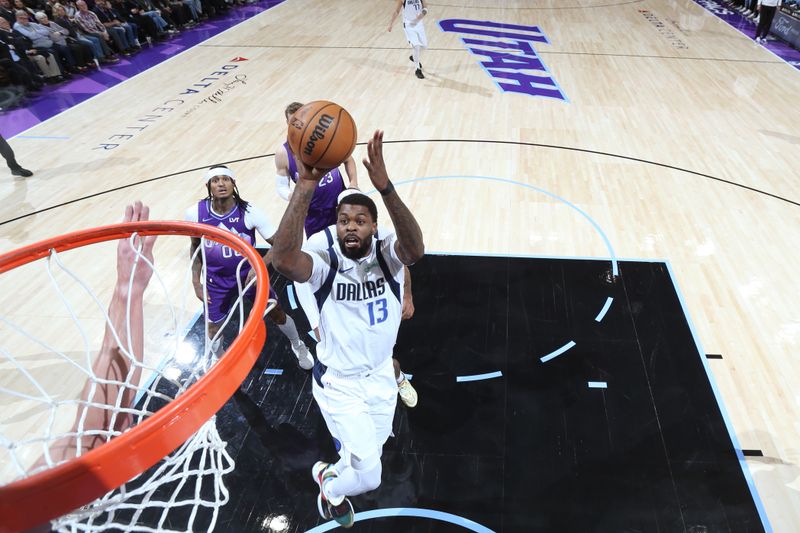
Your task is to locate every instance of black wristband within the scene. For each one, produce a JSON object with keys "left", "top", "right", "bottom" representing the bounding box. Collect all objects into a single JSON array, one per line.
[{"left": 379, "top": 181, "right": 395, "bottom": 196}]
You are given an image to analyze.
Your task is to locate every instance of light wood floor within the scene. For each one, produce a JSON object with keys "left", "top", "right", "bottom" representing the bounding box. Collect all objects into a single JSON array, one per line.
[{"left": 1, "top": 0, "right": 799, "bottom": 529}]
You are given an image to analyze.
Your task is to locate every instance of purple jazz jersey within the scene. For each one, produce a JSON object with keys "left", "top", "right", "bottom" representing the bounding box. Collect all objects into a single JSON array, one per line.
[
  {"left": 197, "top": 200, "right": 255, "bottom": 288},
  {"left": 196, "top": 200, "right": 277, "bottom": 322},
  {"left": 284, "top": 142, "right": 345, "bottom": 236}
]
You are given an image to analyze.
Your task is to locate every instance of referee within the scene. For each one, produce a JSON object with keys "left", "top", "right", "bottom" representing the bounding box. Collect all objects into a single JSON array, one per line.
[{"left": 1, "top": 133, "right": 33, "bottom": 177}]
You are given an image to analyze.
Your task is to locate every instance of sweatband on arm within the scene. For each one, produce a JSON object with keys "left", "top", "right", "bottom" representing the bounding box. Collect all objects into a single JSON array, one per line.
[{"left": 276, "top": 174, "right": 291, "bottom": 200}]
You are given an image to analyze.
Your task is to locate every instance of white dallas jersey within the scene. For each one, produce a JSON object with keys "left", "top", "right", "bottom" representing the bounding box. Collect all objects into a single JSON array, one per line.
[
  {"left": 403, "top": 0, "right": 424, "bottom": 23},
  {"left": 304, "top": 228, "right": 405, "bottom": 375}
]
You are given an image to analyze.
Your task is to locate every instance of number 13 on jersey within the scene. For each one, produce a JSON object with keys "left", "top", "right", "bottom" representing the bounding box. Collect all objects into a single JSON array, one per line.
[{"left": 367, "top": 298, "right": 388, "bottom": 326}]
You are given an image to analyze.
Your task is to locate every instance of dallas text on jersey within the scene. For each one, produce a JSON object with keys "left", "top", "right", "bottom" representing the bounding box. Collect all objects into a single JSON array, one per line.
[{"left": 335, "top": 278, "right": 386, "bottom": 301}]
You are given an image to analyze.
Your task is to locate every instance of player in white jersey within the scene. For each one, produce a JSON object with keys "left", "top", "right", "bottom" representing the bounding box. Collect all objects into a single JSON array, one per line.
[
  {"left": 306, "top": 193, "right": 418, "bottom": 409},
  {"left": 272, "top": 130, "right": 424, "bottom": 528},
  {"left": 388, "top": 0, "right": 428, "bottom": 79}
]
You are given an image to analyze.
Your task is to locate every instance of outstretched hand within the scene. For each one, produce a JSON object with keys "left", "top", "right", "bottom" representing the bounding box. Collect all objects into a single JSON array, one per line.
[
  {"left": 117, "top": 201, "right": 156, "bottom": 292},
  {"left": 362, "top": 130, "right": 390, "bottom": 191}
]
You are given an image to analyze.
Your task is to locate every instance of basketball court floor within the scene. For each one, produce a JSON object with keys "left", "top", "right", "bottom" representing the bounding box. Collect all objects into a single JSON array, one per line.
[{"left": 2, "top": 0, "right": 800, "bottom": 531}]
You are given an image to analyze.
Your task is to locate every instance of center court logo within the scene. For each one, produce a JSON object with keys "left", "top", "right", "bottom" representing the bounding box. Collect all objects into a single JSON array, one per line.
[
  {"left": 439, "top": 19, "right": 567, "bottom": 101},
  {"left": 639, "top": 10, "right": 689, "bottom": 49},
  {"left": 93, "top": 57, "right": 249, "bottom": 150}
]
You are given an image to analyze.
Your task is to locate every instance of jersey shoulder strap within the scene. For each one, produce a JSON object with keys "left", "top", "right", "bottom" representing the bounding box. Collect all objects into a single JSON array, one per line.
[
  {"left": 375, "top": 239, "right": 401, "bottom": 303},
  {"left": 313, "top": 244, "right": 339, "bottom": 310},
  {"left": 323, "top": 226, "right": 335, "bottom": 247},
  {"left": 283, "top": 141, "right": 298, "bottom": 182}
]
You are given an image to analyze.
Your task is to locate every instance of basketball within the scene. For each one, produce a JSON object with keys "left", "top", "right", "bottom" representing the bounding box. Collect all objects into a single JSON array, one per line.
[{"left": 287, "top": 100, "right": 357, "bottom": 169}]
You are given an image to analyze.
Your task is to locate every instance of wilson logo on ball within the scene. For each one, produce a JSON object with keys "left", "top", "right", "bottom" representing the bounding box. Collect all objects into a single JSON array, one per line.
[
  {"left": 287, "top": 101, "right": 356, "bottom": 168},
  {"left": 303, "top": 114, "right": 335, "bottom": 156}
]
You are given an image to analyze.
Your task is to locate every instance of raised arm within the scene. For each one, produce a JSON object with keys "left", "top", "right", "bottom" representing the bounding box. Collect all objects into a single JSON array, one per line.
[
  {"left": 271, "top": 166, "right": 327, "bottom": 282},
  {"left": 343, "top": 155, "right": 358, "bottom": 189},
  {"left": 93, "top": 202, "right": 156, "bottom": 433},
  {"left": 45, "top": 201, "right": 156, "bottom": 465},
  {"left": 362, "top": 130, "right": 424, "bottom": 265}
]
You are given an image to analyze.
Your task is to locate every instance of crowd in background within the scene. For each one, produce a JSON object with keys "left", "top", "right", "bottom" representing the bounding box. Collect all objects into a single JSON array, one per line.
[
  {"left": 0, "top": 0, "right": 256, "bottom": 107},
  {"left": 723, "top": 0, "right": 799, "bottom": 43}
]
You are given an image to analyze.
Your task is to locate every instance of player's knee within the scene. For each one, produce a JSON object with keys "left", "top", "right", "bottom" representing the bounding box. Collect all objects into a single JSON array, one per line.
[
  {"left": 359, "top": 463, "right": 382, "bottom": 492},
  {"left": 352, "top": 454, "right": 382, "bottom": 492}
]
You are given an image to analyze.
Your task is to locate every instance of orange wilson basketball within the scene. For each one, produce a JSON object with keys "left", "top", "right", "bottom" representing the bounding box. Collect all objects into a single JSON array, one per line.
[{"left": 287, "top": 100, "right": 357, "bottom": 169}]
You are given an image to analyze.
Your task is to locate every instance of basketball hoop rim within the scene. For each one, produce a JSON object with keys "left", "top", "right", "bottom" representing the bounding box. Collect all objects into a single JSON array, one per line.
[{"left": 0, "top": 221, "right": 269, "bottom": 533}]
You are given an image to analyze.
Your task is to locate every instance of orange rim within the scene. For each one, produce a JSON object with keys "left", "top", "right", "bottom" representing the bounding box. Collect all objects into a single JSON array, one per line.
[{"left": 0, "top": 221, "right": 269, "bottom": 533}]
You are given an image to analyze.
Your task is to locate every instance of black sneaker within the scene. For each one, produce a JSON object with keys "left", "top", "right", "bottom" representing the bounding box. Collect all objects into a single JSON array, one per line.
[
  {"left": 11, "top": 167, "right": 33, "bottom": 177},
  {"left": 409, "top": 55, "right": 422, "bottom": 69},
  {"left": 415, "top": 68, "right": 424, "bottom": 79}
]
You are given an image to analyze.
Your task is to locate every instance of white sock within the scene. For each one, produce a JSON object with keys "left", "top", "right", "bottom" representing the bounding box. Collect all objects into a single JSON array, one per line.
[
  {"left": 326, "top": 460, "right": 382, "bottom": 501},
  {"left": 413, "top": 45, "right": 421, "bottom": 69},
  {"left": 396, "top": 371, "right": 406, "bottom": 385},
  {"left": 209, "top": 336, "right": 222, "bottom": 356},
  {"left": 277, "top": 315, "right": 300, "bottom": 343}
]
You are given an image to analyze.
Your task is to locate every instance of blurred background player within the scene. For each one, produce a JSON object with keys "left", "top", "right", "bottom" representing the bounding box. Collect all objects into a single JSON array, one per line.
[
  {"left": 272, "top": 129, "right": 425, "bottom": 528},
  {"left": 186, "top": 165, "right": 313, "bottom": 369},
  {"left": 274, "top": 101, "right": 358, "bottom": 238},
  {"left": 388, "top": 0, "right": 427, "bottom": 79}
]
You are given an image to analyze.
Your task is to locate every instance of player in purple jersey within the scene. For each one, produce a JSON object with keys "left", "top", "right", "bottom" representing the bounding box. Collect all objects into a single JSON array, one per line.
[
  {"left": 274, "top": 101, "right": 359, "bottom": 237},
  {"left": 186, "top": 165, "right": 313, "bottom": 370}
]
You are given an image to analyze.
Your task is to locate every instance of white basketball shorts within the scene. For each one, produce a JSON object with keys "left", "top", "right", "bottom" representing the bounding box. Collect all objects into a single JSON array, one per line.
[
  {"left": 312, "top": 357, "right": 397, "bottom": 468},
  {"left": 403, "top": 21, "right": 428, "bottom": 48}
]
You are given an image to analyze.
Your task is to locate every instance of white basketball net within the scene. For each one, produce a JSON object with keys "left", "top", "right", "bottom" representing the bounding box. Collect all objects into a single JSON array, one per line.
[{"left": 0, "top": 233, "right": 267, "bottom": 532}]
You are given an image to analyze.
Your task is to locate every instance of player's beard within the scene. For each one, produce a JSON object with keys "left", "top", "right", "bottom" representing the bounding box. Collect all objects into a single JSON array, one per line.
[{"left": 338, "top": 236, "right": 372, "bottom": 259}]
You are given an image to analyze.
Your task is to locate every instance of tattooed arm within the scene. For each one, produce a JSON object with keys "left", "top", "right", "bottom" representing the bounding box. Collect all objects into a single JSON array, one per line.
[
  {"left": 271, "top": 166, "right": 328, "bottom": 282},
  {"left": 362, "top": 130, "right": 425, "bottom": 265}
]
